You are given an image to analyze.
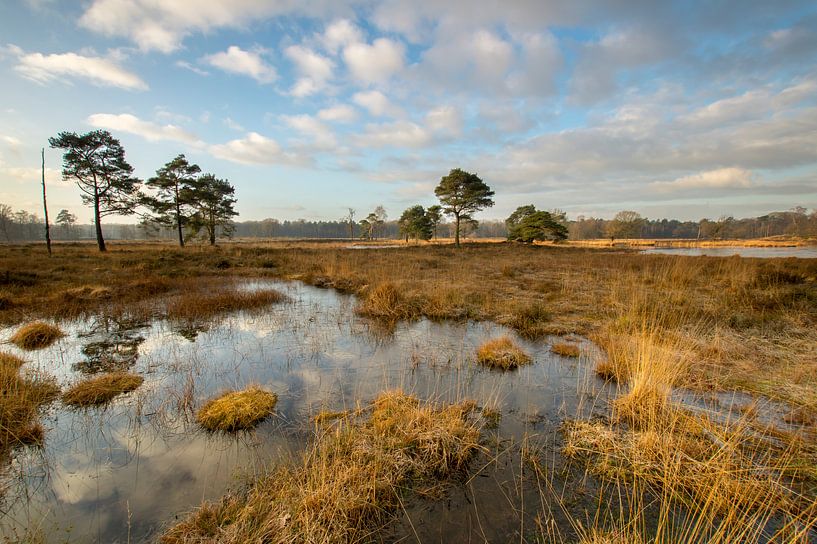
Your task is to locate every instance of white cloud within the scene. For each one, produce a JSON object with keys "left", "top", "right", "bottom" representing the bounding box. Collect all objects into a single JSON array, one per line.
[
  {"left": 79, "top": 0, "right": 347, "bottom": 53},
  {"left": 356, "top": 121, "right": 430, "bottom": 148},
  {"left": 318, "top": 104, "right": 358, "bottom": 123},
  {"left": 223, "top": 117, "right": 245, "bottom": 131},
  {"left": 209, "top": 132, "right": 309, "bottom": 166},
  {"left": 86, "top": 113, "right": 201, "bottom": 145},
  {"left": 352, "top": 90, "right": 402, "bottom": 117},
  {"left": 507, "top": 32, "right": 561, "bottom": 95},
  {"left": 650, "top": 168, "right": 756, "bottom": 191},
  {"left": 175, "top": 60, "right": 210, "bottom": 76},
  {"left": 281, "top": 114, "right": 336, "bottom": 148},
  {"left": 11, "top": 45, "right": 147, "bottom": 90},
  {"left": 1, "top": 135, "right": 21, "bottom": 150},
  {"left": 343, "top": 38, "right": 405, "bottom": 84},
  {"left": 424, "top": 106, "right": 462, "bottom": 137},
  {"left": 322, "top": 19, "right": 363, "bottom": 54},
  {"left": 284, "top": 45, "right": 334, "bottom": 97},
  {"left": 203, "top": 46, "right": 276, "bottom": 84},
  {"left": 569, "top": 27, "right": 672, "bottom": 104},
  {"left": 1, "top": 165, "right": 67, "bottom": 187},
  {"left": 413, "top": 28, "right": 518, "bottom": 95}
]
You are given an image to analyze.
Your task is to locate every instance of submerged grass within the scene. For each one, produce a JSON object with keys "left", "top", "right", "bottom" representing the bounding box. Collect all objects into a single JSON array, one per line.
[
  {"left": 9, "top": 321, "right": 64, "bottom": 350},
  {"left": 196, "top": 386, "right": 278, "bottom": 432},
  {"left": 62, "top": 371, "right": 144, "bottom": 407},
  {"left": 163, "top": 390, "right": 482, "bottom": 543},
  {"left": 476, "top": 335, "right": 532, "bottom": 370}
]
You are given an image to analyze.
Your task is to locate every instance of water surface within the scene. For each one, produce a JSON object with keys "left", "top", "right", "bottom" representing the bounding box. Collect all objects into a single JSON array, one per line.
[
  {"left": 642, "top": 246, "right": 817, "bottom": 258},
  {"left": 1, "top": 281, "right": 613, "bottom": 543}
]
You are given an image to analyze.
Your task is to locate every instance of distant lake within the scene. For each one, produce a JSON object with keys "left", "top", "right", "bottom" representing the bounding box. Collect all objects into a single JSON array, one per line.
[{"left": 642, "top": 246, "right": 817, "bottom": 259}]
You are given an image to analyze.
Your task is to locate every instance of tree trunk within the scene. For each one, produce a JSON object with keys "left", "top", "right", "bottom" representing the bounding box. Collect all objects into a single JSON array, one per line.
[
  {"left": 41, "top": 148, "right": 52, "bottom": 256},
  {"left": 454, "top": 213, "right": 461, "bottom": 247},
  {"left": 209, "top": 211, "right": 216, "bottom": 245},
  {"left": 93, "top": 184, "right": 106, "bottom": 252},
  {"left": 175, "top": 202, "right": 185, "bottom": 247}
]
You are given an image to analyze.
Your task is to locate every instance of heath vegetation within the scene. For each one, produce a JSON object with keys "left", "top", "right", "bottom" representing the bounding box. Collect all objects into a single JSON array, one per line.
[
  {"left": 164, "top": 390, "right": 482, "bottom": 543},
  {"left": 196, "top": 386, "right": 278, "bottom": 432},
  {"left": 62, "top": 371, "right": 144, "bottom": 407}
]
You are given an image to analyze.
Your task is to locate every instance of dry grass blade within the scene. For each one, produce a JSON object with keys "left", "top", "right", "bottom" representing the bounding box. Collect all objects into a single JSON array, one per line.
[
  {"left": 476, "top": 335, "right": 532, "bottom": 370},
  {"left": 9, "top": 322, "right": 64, "bottom": 350},
  {"left": 196, "top": 386, "right": 278, "bottom": 432},
  {"left": 62, "top": 371, "right": 144, "bottom": 407}
]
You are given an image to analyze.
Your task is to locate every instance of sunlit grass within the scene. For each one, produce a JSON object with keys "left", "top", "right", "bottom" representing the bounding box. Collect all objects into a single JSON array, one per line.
[{"left": 196, "top": 385, "right": 278, "bottom": 432}]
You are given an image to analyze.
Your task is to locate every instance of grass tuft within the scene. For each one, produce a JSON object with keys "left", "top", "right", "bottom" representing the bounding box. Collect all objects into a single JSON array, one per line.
[
  {"left": 357, "top": 281, "right": 421, "bottom": 321},
  {"left": 163, "top": 390, "right": 482, "bottom": 543},
  {"left": 1, "top": 351, "right": 60, "bottom": 459},
  {"left": 62, "top": 371, "right": 144, "bottom": 407},
  {"left": 476, "top": 335, "right": 532, "bottom": 370},
  {"left": 196, "top": 385, "right": 278, "bottom": 432},
  {"left": 551, "top": 342, "right": 581, "bottom": 357},
  {"left": 507, "top": 300, "right": 551, "bottom": 338},
  {"left": 9, "top": 321, "right": 64, "bottom": 350}
]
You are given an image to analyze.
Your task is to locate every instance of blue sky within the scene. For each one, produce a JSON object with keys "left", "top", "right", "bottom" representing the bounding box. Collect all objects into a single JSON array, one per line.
[{"left": 1, "top": 0, "right": 816, "bottom": 223}]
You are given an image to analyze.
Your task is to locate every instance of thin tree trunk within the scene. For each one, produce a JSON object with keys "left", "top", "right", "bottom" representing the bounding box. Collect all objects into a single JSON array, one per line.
[
  {"left": 41, "top": 148, "right": 52, "bottom": 256},
  {"left": 93, "top": 184, "right": 106, "bottom": 252},
  {"left": 176, "top": 202, "right": 185, "bottom": 247},
  {"left": 454, "top": 213, "right": 461, "bottom": 247}
]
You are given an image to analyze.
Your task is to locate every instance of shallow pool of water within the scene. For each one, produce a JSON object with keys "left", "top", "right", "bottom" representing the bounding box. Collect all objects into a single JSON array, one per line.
[
  {"left": 642, "top": 246, "right": 817, "bottom": 258},
  {"left": 1, "top": 281, "right": 614, "bottom": 543}
]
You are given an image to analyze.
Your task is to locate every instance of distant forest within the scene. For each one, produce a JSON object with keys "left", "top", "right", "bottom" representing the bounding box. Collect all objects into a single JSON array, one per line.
[{"left": 1, "top": 204, "right": 815, "bottom": 243}]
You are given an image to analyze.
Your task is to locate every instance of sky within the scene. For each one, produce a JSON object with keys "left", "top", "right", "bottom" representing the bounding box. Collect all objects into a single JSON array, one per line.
[{"left": 0, "top": 0, "right": 816, "bottom": 224}]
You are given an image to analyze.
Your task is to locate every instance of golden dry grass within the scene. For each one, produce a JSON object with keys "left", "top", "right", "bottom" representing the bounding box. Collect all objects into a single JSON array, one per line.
[
  {"left": 62, "top": 371, "right": 144, "bottom": 407},
  {"left": 476, "top": 335, "right": 532, "bottom": 370},
  {"left": 551, "top": 342, "right": 581, "bottom": 357},
  {"left": 163, "top": 390, "right": 481, "bottom": 543},
  {"left": 196, "top": 386, "right": 278, "bottom": 432},
  {"left": 9, "top": 321, "right": 64, "bottom": 350},
  {"left": 1, "top": 351, "right": 60, "bottom": 459},
  {"left": 167, "top": 289, "right": 286, "bottom": 322}
]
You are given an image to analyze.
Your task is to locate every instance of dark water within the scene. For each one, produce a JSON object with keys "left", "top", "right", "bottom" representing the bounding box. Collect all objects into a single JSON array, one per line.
[
  {"left": 0, "top": 281, "right": 614, "bottom": 543},
  {"left": 642, "top": 246, "right": 817, "bottom": 258}
]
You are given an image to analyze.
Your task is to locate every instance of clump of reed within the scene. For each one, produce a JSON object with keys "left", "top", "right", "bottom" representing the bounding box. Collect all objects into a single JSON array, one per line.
[
  {"left": 196, "top": 385, "right": 278, "bottom": 432},
  {"left": 506, "top": 299, "right": 552, "bottom": 338},
  {"left": 0, "top": 351, "right": 60, "bottom": 456},
  {"left": 163, "top": 390, "right": 482, "bottom": 543},
  {"left": 562, "top": 411, "right": 817, "bottom": 542},
  {"left": 476, "top": 335, "right": 532, "bottom": 370},
  {"left": 356, "top": 281, "right": 422, "bottom": 321},
  {"left": 166, "top": 288, "right": 286, "bottom": 321},
  {"left": 551, "top": 342, "right": 580, "bottom": 357},
  {"left": 62, "top": 371, "right": 144, "bottom": 407},
  {"left": 9, "top": 321, "right": 64, "bottom": 350}
]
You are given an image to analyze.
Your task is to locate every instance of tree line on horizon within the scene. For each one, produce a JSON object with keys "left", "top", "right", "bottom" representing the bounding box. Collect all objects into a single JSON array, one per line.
[
  {"left": 3, "top": 202, "right": 816, "bottom": 244},
  {"left": 4, "top": 129, "right": 817, "bottom": 246}
]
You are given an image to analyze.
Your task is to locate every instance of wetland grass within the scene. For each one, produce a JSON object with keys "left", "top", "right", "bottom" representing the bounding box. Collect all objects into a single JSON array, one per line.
[
  {"left": 164, "top": 390, "right": 482, "bottom": 543},
  {"left": 551, "top": 342, "right": 581, "bottom": 357},
  {"left": 196, "top": 385, "right": 278, "bottom": 432},
  {"left": 62, "top": 371, "right": 144, "bottom": 407},
  {"left": 167, "top": 288, "right": 286, "bottom": 322},
  {"left": 0, "top": 351, "right": 60, "bottom": 457},
  {"left": 9, "top": 321, "right": 64, "bottom": 350},
  {"left": 476, "top": 335, "right": 532, "bottom": 370}
]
